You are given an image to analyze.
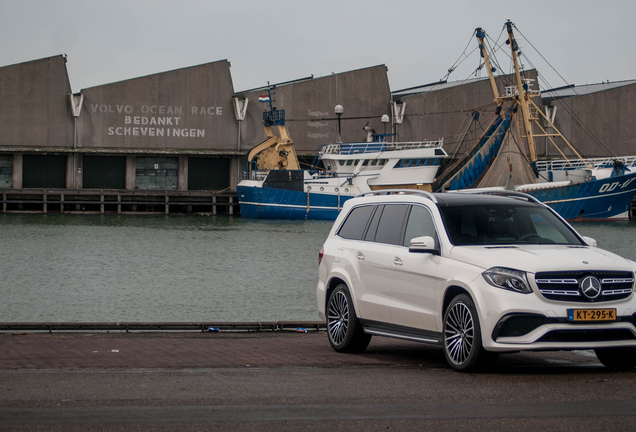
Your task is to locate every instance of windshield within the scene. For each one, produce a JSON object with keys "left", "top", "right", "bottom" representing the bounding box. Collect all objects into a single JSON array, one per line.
[{"left": 439, "top": 203, "right": 584, "bottom": 246}]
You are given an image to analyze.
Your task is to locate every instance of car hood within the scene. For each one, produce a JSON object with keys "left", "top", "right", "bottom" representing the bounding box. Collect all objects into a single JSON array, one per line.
[{"left": 449, "top": 244, "right": 636, "bottom": 274}]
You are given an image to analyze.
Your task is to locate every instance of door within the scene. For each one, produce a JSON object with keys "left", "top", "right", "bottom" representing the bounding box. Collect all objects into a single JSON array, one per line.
[
  {"left": 352, "top": 204, "right": 410, "bottom": 323},
  {"left": 83, "top": 156, "right": 126, "bottom": 189},
  {"left": 188, "top": 157, "right": 230, "bottom": 190},
  {"left": 23, "top": 155, "right": 66, "bottom": 188},
  {"left": 389, "top": 204, "right": 441, "bottom": 331}
]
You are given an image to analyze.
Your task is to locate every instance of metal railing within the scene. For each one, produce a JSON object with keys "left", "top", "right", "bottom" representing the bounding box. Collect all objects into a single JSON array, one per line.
[
  {"left": 535, "top": 156, "right": 636, "bottom": 172},
  {"left": 355, "top": 189, "right": 438, "bottom": 203},
  {"left": 263, "top": 109, "right": 285, "bottom": 126},
  {"left": 241, "top": 161, "right": 269, "bottom": 181},
  {"left": 320, "top": 140, "right": 443, "bottom": 156}
]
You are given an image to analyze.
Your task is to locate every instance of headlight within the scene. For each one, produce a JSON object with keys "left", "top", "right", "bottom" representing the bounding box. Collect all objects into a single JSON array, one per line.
[{"left": 482, "top": 267, "right": 532, "bottom": 294}]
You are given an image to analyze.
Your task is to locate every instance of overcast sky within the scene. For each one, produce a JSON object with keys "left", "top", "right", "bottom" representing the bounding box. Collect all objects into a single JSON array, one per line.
[{"left": 1, "top": 0, "right": 633, "bottom": 94}]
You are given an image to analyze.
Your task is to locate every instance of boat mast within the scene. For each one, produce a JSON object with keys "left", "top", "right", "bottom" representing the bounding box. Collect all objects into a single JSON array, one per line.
[
  {"left": 476, "top": 28, "right": 503, "bottom": 105},
  {"left": 476, "top": 21, "right": 592, "bottom": 170},
  {"left": 505, "top": 20, "right": 538, "bottom": 162}
]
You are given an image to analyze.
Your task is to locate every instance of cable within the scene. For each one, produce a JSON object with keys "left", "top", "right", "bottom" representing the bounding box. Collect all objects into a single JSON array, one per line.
[{"left": 514, "top": 24, "right": 626, "bottom": 156}]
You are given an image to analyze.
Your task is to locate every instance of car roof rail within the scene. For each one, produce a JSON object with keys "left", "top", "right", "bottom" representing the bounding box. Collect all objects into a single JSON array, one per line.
[
  {"left": 355, "top": 189, "right": 438, "bottom": 203},
  {"left": 464, "top": 190, "right": 542, "bottom": 205}
]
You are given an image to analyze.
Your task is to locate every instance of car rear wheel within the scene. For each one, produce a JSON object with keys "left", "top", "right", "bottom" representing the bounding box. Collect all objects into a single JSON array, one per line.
[
  {"left": 443, "top": 294, "right": 497, "bottom": 372},
  {"left": 594, "top": 347, "right": 636, "bottom": 370},
  {"left": 327, "top": 284, "right": 371, "bottom": 353}
]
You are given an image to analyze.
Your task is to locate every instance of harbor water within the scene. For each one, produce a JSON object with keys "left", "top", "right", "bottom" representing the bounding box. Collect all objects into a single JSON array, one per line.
[
  {"left": 0, "top": 214, "right": 332, "bottom": 322},
  {"left": 1, "top": 214, "right": 636, "bottom": 323}
]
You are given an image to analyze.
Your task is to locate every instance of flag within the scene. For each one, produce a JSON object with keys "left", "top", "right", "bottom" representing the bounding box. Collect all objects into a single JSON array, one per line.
[{"left": 258, "top": 95, "right": 270, "bottom": 103}]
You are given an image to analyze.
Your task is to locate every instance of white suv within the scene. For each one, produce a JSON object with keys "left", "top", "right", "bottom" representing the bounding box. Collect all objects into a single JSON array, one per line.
[{"left": 316, "top": 190, "right": 636, "bottom": 371}]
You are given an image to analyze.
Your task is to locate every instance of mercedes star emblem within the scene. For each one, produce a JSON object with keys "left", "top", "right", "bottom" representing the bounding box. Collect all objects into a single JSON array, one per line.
[{"left": 580, "top": 276, "right": 602, "bottom": 299}]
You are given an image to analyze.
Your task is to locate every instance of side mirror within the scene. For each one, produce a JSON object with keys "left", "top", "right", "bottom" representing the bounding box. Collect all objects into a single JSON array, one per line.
[
  {"left": 581, "top": 236, "right": 597, "bottom": 247},
  {"left": 409, "top": 236, "right": 439, "bottom": 254}
]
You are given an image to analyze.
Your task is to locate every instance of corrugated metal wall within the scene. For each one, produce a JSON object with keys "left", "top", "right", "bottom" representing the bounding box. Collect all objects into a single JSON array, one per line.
[
  {"left": 23, "top": 155, "right": 66, "bottom": 188},
  {"left": 135, "top": 157, "right": 178, "bottom": 190},
  {"left": 0, "top": 155, "right": 12, "bottom": 188},
  {"left": 188, "top": 157, "right": 230, "bottom": 190},
  {"left": 83, "top": 156, "right": 126, "bottom": 189}
]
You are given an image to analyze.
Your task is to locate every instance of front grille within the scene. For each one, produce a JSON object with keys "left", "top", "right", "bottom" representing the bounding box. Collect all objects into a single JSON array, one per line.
[
  {"left": 537, "top": 329, "right": 636, "bottom": 343},
  {"left": 535, "top": 271, "right": 634, "bottom": 302}
]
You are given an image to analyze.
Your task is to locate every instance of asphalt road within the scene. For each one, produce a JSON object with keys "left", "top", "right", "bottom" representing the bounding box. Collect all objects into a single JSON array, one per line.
[{"left": 1, "top": 331, "right": 635, "bottom": 431}]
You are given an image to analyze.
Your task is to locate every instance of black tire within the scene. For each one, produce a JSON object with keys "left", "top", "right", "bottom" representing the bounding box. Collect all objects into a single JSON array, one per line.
[
  {"left": 443, "top": 294, "right": 498, "bottom": 372},
  {"left": 326, "top": 284, "right": 371, "bottom": 353},
  {"left": 594, "top": 347, "right": 636, "bottom": 370}
]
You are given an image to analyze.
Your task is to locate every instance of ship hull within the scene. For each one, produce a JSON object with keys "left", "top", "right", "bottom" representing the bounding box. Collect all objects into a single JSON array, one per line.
[
  {"left": 237, "top": 184, "right": 354, "bottom": 220},
  {"left": 238, "top": 173, "right": 636, "bottom": 221},
  {"left": 521, "top": 173, "right": 636, "bottom": 221}
]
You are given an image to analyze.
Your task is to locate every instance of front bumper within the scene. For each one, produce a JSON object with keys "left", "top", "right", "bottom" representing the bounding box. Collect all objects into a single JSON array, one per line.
[{"left": 476, "top": 279, "right": 636, "bottom": 352}]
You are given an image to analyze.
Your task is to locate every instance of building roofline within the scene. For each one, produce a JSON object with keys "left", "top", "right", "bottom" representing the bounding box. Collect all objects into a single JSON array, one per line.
[
  {"left": 235, "top": 64, "right": 387, "bottom": 95},
  {"left": 80, "top": 59, "right": 232, "bottom": 91},
  {"left": 0, "top": 54, "right": 67, "bottom": 69}
]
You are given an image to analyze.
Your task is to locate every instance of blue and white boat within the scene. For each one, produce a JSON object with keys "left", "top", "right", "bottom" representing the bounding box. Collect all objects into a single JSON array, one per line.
[
  {"left": 237, "top": 127, "right": 447, "bottom": 219},
  {"left": 237, "top": 90, "right": 447, "bottom": 219},
  {"left": 435, "top": 21, "right": 636, "bottom": 221}
]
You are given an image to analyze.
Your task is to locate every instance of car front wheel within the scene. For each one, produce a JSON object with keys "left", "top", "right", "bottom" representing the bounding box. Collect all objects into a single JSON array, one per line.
[
  {"left": 327, "top": 284, "right": 371, "bottom": 353},
  {"left": 443, "top": 294, "right": 497, "bottom": 372}
]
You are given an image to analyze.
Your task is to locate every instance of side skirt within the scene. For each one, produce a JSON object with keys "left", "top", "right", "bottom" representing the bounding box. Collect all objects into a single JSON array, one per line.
[{"left": 360, "top": 320, "right": 442, "bottom": 345}]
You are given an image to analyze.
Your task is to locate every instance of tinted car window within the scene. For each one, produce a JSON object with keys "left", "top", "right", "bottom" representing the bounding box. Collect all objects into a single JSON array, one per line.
[
  {"left": 338, "top": 205, "right": 374, "bottom": 240},
  {"left": 530, "top": 213, "right": 573, "bottom": 243},
  {"left": 403, "top": 205, "right": 437, "bottom": 246},
  {"left": 375, "top": 204, "right": 409, "bottom": 245},
  {"left": 440, "top": 204, "right": 583, "bottom": 245},
  {"left": 364, "top": 205, "right": 384, "bottom": 242}
]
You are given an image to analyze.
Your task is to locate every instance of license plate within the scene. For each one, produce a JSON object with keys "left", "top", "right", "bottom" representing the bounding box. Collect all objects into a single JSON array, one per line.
[{"left": 568, "top": 308, "right": 617, "bottom": 322}]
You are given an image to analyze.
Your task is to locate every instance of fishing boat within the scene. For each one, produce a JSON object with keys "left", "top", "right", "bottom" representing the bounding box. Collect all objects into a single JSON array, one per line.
[
  {"left": 434, "top": 21, "right": 636, "bottom": 221},
  {"left": 238, "top": 21, "right": 636, "bottom": 221},
  {"left": 236, "top": 88, "right": 447, "bottom": 219}
]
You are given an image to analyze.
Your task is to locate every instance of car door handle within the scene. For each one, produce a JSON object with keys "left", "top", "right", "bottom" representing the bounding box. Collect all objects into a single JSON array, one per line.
[
  {"left": 393, "top": 257, "right": 403, "bottom": 266},
  {"left": 356, "top": 252, "right": 365, "bottom": 261}
]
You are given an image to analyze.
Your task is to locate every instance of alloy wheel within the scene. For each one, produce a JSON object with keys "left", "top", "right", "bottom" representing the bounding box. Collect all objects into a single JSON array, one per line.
[
  {"left": 444, "top": 302, "right": 474, "bottom": 365},
  {"left": 328, "top": 291, "right": 349, "bottom": 345}
]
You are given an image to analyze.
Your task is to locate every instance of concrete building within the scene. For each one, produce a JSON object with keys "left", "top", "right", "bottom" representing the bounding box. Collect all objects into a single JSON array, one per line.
[
  {"left": 77, "top": 59, "right": 238, "bottom": 193},
  {"left": 0, "top": 55, "right": 74, "bottom": 189},
  {"left": 541, "top": 80, "right": 636, "bottom": 157},
  {"left": 237, "top": 65, "right": 390, "bottom": 156}
]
